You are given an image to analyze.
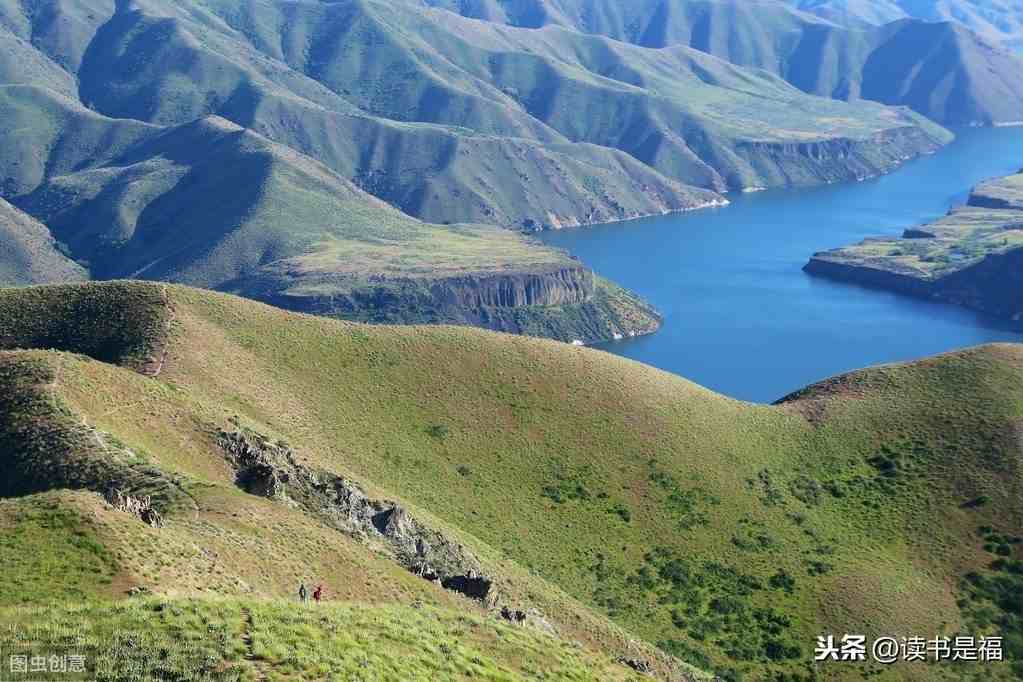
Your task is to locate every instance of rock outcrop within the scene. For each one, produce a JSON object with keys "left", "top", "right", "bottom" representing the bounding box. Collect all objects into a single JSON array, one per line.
[
  {"left": 805, "top": 171, "right": 1023, "bottom": 320},
  {"left": 252, "top": 268, "right": 662, "bottom": 345},
  {"left": 735, "top": 126, "right": 945, "bottom": 188},
  {"left": 216, "top": 427, "right": 495, "bottom": 604}
]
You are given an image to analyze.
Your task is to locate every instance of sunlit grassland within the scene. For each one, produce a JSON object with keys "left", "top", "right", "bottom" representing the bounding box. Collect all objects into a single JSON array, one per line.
[{"left": 2, "top": 282, "right": 1021, "bottom": 680}]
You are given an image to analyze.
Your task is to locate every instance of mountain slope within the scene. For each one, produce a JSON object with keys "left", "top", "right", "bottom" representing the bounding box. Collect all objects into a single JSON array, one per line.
[
  {"left": 0, "top": 0, "right": 950, "bottom": 218},
  {"left": 790, "top": 0, "right": 1023, "bottom": 51},
  {"left": 0, "top": 86, "right": 661, "bottom": 343},
  {"left": 2, "top": 281, "right": 1020, "bottom": 681},
  {"left": 0, "top": 197, "right": 86, "bottom": 285},
  {"left": 421, "top": 0, "right": 1023, "bottom": 125}
]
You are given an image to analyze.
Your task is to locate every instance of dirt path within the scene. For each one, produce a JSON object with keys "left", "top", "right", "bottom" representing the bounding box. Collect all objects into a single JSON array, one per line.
[{"left": 241, "top": 607, "right": 270, "bottom": 682}]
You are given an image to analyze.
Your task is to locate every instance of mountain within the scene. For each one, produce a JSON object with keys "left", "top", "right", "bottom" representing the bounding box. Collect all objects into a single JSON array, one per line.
[
  {"left": 2, "top": 281, "right": 1021, "bottom": 680},
  {"left": 0, "top": 197, "right": 86, "bottom": 285},
  {"left": 420, "top": 0, "right": 1023, "bottom": 125},
  {"left": 790, "top": 1, "right": 1023, "bottom": 51},
  {"left": 0, "top": 85, "right": 661, "bottom": 343},
  {"left": 0, "top": 0, "right": 954, "bottom": 339},
  {"left": 806, "top": 170, "right": 1023, "bottom": 319},
  {"left": 0, "top": 0, "right": 949, "bottom": 216}
]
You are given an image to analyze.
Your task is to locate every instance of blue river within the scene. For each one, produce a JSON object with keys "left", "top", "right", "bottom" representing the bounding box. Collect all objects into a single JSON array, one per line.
[{"left": 540, "top": 127, "right": 1023, "bottom": 403}]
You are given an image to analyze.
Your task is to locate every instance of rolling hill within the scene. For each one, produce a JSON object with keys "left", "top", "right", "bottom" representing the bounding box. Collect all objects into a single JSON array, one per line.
[
  {"left": 2, "top": 281, "right": 1021, "bottom": 681},
  {"left": 421, "top": 0, "right": 1023, "bottom": 125}
]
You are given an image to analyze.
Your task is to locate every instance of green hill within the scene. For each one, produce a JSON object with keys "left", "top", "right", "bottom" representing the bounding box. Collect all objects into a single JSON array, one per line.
[
  {"left": 423, "top": 0, "right": 1023, "bottom": 125},
  {"left": 0, "top": 86, "right": 660, "bottom": 343},
  {"left": 0, "top": 0, "right": 949, "bottom": 216},
  {"left": 2, "top": 281, "right": 1020, "bottom": 681}
]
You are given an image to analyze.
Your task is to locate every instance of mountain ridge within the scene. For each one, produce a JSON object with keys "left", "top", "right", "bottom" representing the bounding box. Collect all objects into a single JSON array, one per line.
[{"left": 421, "top": 0, "right": 1023, "bottom": 125}]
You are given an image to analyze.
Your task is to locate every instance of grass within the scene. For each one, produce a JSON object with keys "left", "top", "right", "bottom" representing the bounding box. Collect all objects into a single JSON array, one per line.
[
  {"left": 0, "top": 598, "right": 648, "bottom": 682},
  {"left": 1, "top": 282, "right": 1022, "bottom": 680},
  {"left": 812, "top": 206, "right": 1023, "bottom": 279},
  {"left": 0, "top": 494, "right": 119, "bottom": 605}
]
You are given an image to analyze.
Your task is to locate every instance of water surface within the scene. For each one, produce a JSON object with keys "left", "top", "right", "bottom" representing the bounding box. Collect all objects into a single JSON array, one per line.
[{"left": 540, "top": 127, "right": 1023, "bottom": 403}]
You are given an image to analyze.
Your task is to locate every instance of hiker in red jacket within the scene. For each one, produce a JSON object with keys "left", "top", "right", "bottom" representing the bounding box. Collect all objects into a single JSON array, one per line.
[{"left": 313, "top": 585, "right": 323, "bottom": 603}]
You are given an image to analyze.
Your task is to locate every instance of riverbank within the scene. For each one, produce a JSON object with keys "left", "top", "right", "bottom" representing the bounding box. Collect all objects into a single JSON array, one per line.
[
  {"left": 539, "top": 127, "right": 1023, "bottom": 402},
  {"left": 805, "top": 171, "right": 1023, "bottom": 320}
]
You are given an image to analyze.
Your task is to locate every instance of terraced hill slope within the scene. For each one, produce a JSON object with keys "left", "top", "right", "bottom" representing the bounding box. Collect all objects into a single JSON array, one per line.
[
  {"left": 2, "top": 282, "right": 1020, "bottom": 681},
  {"left": 806, "top": 170, "right": 1023, "bottom": 319},
  {"left": 422, "top": 0, "right": 1023, "bottom": 125}
]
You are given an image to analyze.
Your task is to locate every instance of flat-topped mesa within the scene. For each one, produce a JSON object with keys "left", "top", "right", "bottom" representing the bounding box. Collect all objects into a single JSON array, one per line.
[
  {"left": 805, "top": 170, "right": 1023, "bottom": 320},
  {"left": 251, "top": 265, "right": 661, "bottom": 344}
]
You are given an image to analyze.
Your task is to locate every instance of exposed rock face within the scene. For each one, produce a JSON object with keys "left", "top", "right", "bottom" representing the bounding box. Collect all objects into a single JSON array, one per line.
[
  {"left": 805, "top": 248, "right": 1023, "bottom": 320},
  {"left": 253, "top": 267, "right": 662, "bottom": 344},
  {"left": 805, "top": 171, "right": 1023, "bottom": 320},
  {"left": 735, "top": 127, "right": 945, "bottom": 188},
  {"left": 216, "top": 427, "right": 493, "bottom": 603}
]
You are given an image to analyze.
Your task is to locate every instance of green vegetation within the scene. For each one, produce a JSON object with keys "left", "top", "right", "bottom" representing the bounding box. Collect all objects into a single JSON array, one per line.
[
  {"left": 806, "top": 171, "right": 1023, "bottom": 320},
  {"left": 0, "top": 599, "right": 650, "bottom": 681},
  {"left": 1, "top": 282, "right": 1021, "bottom": 680},
  {"left": 958, "top": 527, "right": 1023, "bottom": 679},
  {"left": 427, "top": 0, "right": 1023, "bottom": 125},
  {"left": 0, "top": 198, "right": 86, "bottom": 286},
  {"left": 0, "top": 495, "right": 118, "bottom": 606}
]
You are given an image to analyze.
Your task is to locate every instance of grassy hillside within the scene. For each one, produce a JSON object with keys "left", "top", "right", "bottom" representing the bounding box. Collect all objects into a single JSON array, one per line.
[
  {"left": 2, "top": 281, "right": 1020, "bottom": 681},
  {"left": 0, "top": 594, "right": 653, "bottom": 681},
  {"left": 0, "top": 198, "right": 86, "bottom": 286},
  {"left": 0, "top": 85, "right": 663, "bottom": 343},
  {"left": 424, "top": 0, "right": 1023, "bottom": 125}
]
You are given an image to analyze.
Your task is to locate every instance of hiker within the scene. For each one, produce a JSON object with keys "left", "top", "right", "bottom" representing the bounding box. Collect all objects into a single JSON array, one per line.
[
  {"left": 313, "top": 585, "right": 323, "bottom": 603},
  {"left": 298, "top": 583, "right": 308, "bottom": 603}
]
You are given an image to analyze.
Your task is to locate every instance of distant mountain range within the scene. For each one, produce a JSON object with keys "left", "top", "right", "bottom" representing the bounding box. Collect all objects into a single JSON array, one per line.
[
  {"left": 789, "top": 0, "right": 1023, "bottom": 51},
  {"left": 421, "top": 0, "right": 1023, "bottom": 125},
  {"left": 2, "top": 0, "right": 1018, "bottom": 337}
]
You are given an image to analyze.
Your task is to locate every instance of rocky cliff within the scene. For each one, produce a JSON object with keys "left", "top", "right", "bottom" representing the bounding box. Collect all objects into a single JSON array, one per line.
[
  {"left": 734, "top": 126, "right": 946, "bottom": 188},
  {"left": 244, "top": 266, "right": 660, "bottom": 344},
  {"left": 805, "top": 171, "right": 1023, "bottom": 321}
]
